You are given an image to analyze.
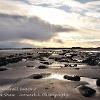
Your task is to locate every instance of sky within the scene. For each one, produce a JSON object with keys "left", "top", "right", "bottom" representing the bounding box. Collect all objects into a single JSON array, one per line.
[{"left": 0, "top": 0, "right": 100, "bottom": 48}]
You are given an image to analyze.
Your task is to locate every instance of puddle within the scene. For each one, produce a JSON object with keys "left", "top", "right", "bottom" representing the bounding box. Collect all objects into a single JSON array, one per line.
[
  {"left": 44, "top": 74, "right": 81, "bottom": 81},
  {"left": 48, "top": 62, "right": 64, "bottom": 69},
  {"left": 44, "top": 74, "right": 64, "bottom": 80},
  {"left": 81, "top": 77, "right": 97, "bottom": 89},
  {"left": 49, "top": 66, "right": 62, "bottom": 69},
  {"left": 43, "top": 74, "right": 99, "bottom": 88}
]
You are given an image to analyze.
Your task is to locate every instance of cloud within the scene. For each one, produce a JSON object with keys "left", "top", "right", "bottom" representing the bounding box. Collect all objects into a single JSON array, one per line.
[
  {"left": 0, "top": 0, "right": 100, "bottom": 48},
  {"left": 75, "top": 0, "right": 99, "bottom": 3},
  {"left": 0, "top": 40, "right": 33, "bottom": 48},
  {"left": 0, "top": 13, "right": 76, "bottom": 41}
]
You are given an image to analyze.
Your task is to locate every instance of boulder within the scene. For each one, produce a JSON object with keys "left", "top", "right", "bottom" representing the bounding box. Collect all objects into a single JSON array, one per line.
[
  {"left": 74, "top": 64, "right": 77, "bottom": 67},
  {"left": 96, "top": 79, "right": 100, "bottom": 87},
  {"left": 38, "top": 65, "right": 48, "bottom": 69},
  {"left": 33, "top": 74, "right": 43, "bottom": 79},
  {"left": 41, "top": 62, "right": 50, "bottom": 65},
  {"left": 79, "top": 85, "right": 96, "bottom": 97},
  {"left": 0, "top": 67, "right": 8, "bottom": 71},
  {"left": 64, "top": 75, "right": 80, "bottom": 81},
  {"left": 64, "top": 64, "right": 68, "bottom": 67}
]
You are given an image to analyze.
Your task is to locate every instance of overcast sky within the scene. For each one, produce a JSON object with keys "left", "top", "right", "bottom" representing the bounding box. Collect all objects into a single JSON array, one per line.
[{"left": 0, "top": 0, "right": 100, "bottom": 48}]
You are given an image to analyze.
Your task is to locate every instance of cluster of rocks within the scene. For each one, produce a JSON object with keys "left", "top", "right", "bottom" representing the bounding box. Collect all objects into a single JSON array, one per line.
[
  {"left": 64, "top": 64, "right": 77, "bottom": 67},
  {"left": 48, "top": 50, "right": 88, "bottom": 64},
  {"left": 55, "top": 50, "right": 100, "bottom": 66},
  {"left": 0, "top": 53, "right": 38, "bottom": 67},
  {"left": 0, "top": 56, "right": 22, "bottom": 66},
  {"left": 38, "top": 52, "right": 52, "bottom": 58},
  {"left": 63, "top": 74, "right": 100, "bottom": 97},
  {"left": 82, "top": 54, "right": 100, "bottom": 66}
]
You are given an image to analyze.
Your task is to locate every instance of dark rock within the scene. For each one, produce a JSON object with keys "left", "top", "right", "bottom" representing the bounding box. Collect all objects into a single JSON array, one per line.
[
  {"left": 26, "top": 66, "right": 34, "bottom": 67},
  {"left": 38, "top": 65, "right": 48, "bottom": 69},
  {"left": 96, "top": 79, "right": 100, "bottom": 87},
  {"left": 33, "top": 74, "right": 43, "bottom": 79},
  {"left": 41, "top": 62, "right": 50, "bottom": 65},
  {"left": 64, "top": 64, "right": 68, "bottom": 67},
  {"left": 0, "top": 67, "right": 8, "bottom": 71},
  {"left": 45, "top": 87, "right": 49, "bottom": 90},
  {"left": 64, "top": 75, "right": 80, "bottom": 81},
  {"left": 40, "top": 59, "right": 45, "bottom": 61},
  {"left": 74, "top": 64, "right": 77, "bottom": 67},
  {"left": 79, "top": 85, "right": 96, "bottom": 97},
  {"left": 74, "top": 68, "right": 80, "bottom": 70}
]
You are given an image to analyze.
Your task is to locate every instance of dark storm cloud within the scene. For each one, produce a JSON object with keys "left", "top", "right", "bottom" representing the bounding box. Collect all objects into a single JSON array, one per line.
[
  {"left": 0, "top": 13, "right": 76, "bottom": 41},
  {"left": 0, "top": 41, "right": 33, "bottom": 48}
]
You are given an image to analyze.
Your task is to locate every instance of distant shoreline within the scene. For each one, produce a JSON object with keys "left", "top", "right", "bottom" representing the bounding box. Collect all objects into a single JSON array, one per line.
[{"left": 0, "top": 47, "right": 100, "bottom": 50}]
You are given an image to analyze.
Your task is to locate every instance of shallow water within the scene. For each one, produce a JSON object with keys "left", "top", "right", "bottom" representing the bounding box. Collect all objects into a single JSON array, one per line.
[
  {"left": 81, "top": 77, "right": 97, "bottom": 87},
  {"left": 44, "top": 74, "right": 64, "bottom": 80},
  {"left": 43, "top": 73, "right": 98, "bottom": 89}
]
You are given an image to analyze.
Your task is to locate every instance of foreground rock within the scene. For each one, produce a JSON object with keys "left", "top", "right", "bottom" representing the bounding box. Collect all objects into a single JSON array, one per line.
[
  {"left": 33, "top": 74, "right": 43, "bottom": 79},
  {"left": 79, "top": 85, "right": 96, "bottom": 97},
  {"left": 63, "top": 75, "right": 80, "bottom": 81},
  {"left": 38, "top": 65, "right": 48, "bottom": 69},
  {"left": 96, "top": 79, "right": 100, "bottom": 87},
  {"left": 0, "top": 67, "right": 8, "bottom": 71}
]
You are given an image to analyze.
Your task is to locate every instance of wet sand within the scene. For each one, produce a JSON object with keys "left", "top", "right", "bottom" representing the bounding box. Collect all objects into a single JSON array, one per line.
[{"left": 0, "top": 49, "right": 100, "bottom": 100}]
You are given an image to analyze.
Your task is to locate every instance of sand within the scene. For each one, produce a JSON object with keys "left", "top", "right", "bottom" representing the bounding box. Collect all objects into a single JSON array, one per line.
[{"left": 0, "top": 49, "right": 100, "bottom": 100}]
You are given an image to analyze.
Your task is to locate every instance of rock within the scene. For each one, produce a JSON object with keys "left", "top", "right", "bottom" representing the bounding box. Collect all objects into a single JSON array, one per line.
[
  {"left": 64, "top": 75, "right": 80, "bottom": 81},
  {"left": 96, "top": 79, "right": 100, "bottom": 87},
  {"left": 74, "top": 64, "right": 77, "bottom": 67},
  {"left": 79, "top": 85, "right": 96, "bottom": 97},
  {"left": 38, "top": 65, "right": 48, "bottom": 69},
  {"left": 26, "top": 66, "right": 34, "bottom": 67},
  {"left": 64, "top": 64, "right": 68, "bottom": 67},
  {"left": 41, "top": 62, "right": 50, "bottom": 65},
  {"left": 33, "top": 74, "right": 43, "bottom": 79},
  {"left": 0, "top": 67, "right": 8, "bottom": 71},
  {"left": 74, "top": 68, "right": 80, "bottom": 70}
]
